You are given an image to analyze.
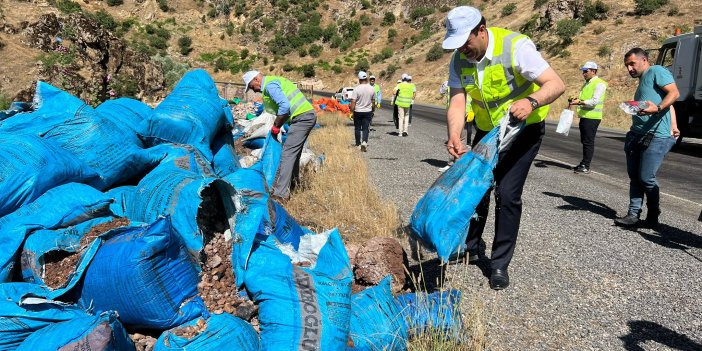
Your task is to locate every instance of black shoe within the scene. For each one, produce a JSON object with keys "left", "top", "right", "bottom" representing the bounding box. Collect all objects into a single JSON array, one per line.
[
  {"left": 402, "top": 132, "right": 408, "bottom": 137},
  {"left": 445, "top": 251, "right": 480, "bottom": 265},
  {"left": 490, "top": 269, "right": 509, "bottom": 290},
  {"left": 643, "top": 209, "right": 660, "bottom": 228},
  {"left": 614, "top": 214, "right": 640, "bottom": 227},
  {"left": 574, "top": 164, "right": 590, "bottom": 174}
]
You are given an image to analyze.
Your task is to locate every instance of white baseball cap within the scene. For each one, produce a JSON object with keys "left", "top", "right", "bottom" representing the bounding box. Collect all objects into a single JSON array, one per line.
[
  {"left": 397, "top": 80, "right": 402, "bottom": 83},
  {"left": 407, "top": 75, "right": 412, "bottom": 80},
  {"left": 358, "top": 71, "right": 368, "bottom": 79},
  {"left": 442, "top": 6, "right": 482, "bottom": 50},
  {"left": 580, "top": 61, "right": 598, "bottom": 71},
  {"left": 369, "top": 75, "right": 376, "bottom": 80},
  {"left": 401, "top": 73, "right": 409, "bottom": 80},
  {"left": 242, "top": 70, "right": 259, "bottom": 92}
]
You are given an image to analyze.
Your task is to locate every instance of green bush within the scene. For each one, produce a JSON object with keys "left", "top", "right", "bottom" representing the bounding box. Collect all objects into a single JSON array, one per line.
[
  {"left": 559, "top": 50, "right": 571, "bottom": 58},
  {"left": 300, "top": 64, "right": 315, "bottom": 78},
  {"left": 52, "top": 0, "right": 82, "bottom": 14},
  {"left": 262, "top": 18, "right": 274, "bottom": 29},
  {"left": 354, "top": 58, "right": 369, "bottom": 72},
  {"left": 501, "top": 3, "right": 517, "bottom": 17},
  {"left": 593, "top": 25, "right": 606, "bottom": 34},
  {"left": 152, "top": 54, "right": 188, "bottom": 90},
  {"left": 667, "top": 5, "right": 678, "bottom": 16},
  {"left": 331, "top": 65, "right": 342, "bottom": 73},
  {"left": 555, "top": 19, "right": 582, "bottom": 44},
  {"left": 457, "top": 0, "right": 473, "bottom": 5},
  {"left": 520, "top": 14, "right": 543, "bottom": 37},
  {"left": 387, "top": 28, "right": 397, "bottom": 43},
  {"left": 226, "top": 22, "right": 234, "bottom": 36},
  {"left": 0, "top": 92, "right": 11, "bottom": 111},
  {"left": 597, "top": 45, "right": 611, "bottom": 57},
  {"left": 360, "top": 14, "right": 372, "bottom": 26},
  {"left": 106, "top": 0, "right": 123, "bottom": 6},
  {"left": 282, "top": 63, "right": 295, "bottom": 72},
  {"left": 330, "top": 35, "right": 342, "bottom": 48},
  {"left": 382, "top": 12, "right": 396, "bottom": 26},
  {"left": 533, "top": 0, "right": 548, "bottom": 9},
  {"left": 93, "top": 10, "right": 117, "bottom": 30},
  {"left": 309, "top": 44, "right": 323, "bottom": 58},
  {"left": 298, "top": 46, "right": 308, "bottom": 57},
  {"left": 634, "top": 0, "right": 668, "bottom": 15},
  {"left": 405, "top": 57, "right": 413, "bottom": 64},
  {"left": 426, "top": 43, "right": 444, "bottom": 61},
  {"left": 263, "top": 57, "right": 269, "bottom": 66},
  {"left": 385, "top": 62, "right": 400, "bottom": 77},
  {"left": 158, "top": 0, "right": 169, "bottom": 12},
  {"left": 240, "top": 48, "right": 249, "bottom": 60},
  {"left": 581, "top": 0, "right": 609, "bottom": 24},
  {"left": 410, "top": 7, "right": 434, "bottom": 20},
  {"left": 360, "top": 0, "right": 371, "bottom": 9},
  {"left": 178, "top": 36, "right": 192, "bottom": 55},
  {"left": 615, "top": 18, "right": 624, "bottom": 25}
]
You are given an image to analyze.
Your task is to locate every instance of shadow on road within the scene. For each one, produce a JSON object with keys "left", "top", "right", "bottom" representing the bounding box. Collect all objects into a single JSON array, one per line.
[
  {"left": 620, "top": 320, "right": 702, "bottom": 351},
  {"left": 533, "top": 158, "right": 574, "bottom": 170},
  {"left": 543, "top": 191, "right": 617, "bottom": 219},
  {"left": 420, "top": 158, "right": 449, "bottom": 168},
  {"left": 386, "top": 131, "right": 400, "bottom": 137}
]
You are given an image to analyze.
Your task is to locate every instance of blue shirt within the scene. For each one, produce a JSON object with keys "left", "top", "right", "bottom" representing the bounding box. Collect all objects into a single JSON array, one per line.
[
  {"left": 632, "top": 65, "right": 675, "bottom": 137},
  {"left": 263, "top": 77, "right": 290, "bottom": 115}
]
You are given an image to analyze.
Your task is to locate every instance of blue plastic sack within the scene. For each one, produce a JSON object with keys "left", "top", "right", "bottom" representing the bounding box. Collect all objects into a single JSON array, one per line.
[
  {"left": 154, "top": 313, "right": 259, "bottom": 351},
  {"left": 0, "top": 133, "right": 100, "bottom": 217},
  {"left": 0, "top": 83, "right": 160, "bottom": 190},
  {"left": 395, "top": 290, "right": 463, "bottom": 337},
  {"left": 259, "top": 132, "right": 282, "bottom": 189},
  {"left": 16, "top": 311, "right": 134, "bottom": 351},
  {"left": 409, "top": 127, "right": 499, "bottom": 262},
  {"left": 20, "top": 217, "right": 115, "bottom": 287},
  {"left": 265, "top": 200, "right": 306, "bottom": 251},
  {"left": 0, "top": 102, "right": 32, "bottom": 121},
  {"left": 0, "top": 283, "right": 89, "bottom": 349},
  {"left": 347, "top": 276, "right": 408, "bottom": 351},
  {"left": 243, "top": 137, "right": 265, "bottom": 149},
  {"left": 140, "top": 69, "right": 227, "bottom": 160},
  {"left": 244, "top": 228, "right": 353, "bottom": 351},
  {"left": 212, "top": 130, "right": 240, "bottom": 178},
  {"left": 0, "top": 183, "right": 112, "bottom": 282},
  {"left": 95, "top": 97, "right": 152, "bottom": 135},
  {"left": 77, "top": 217, "right": 207, "bottom": 329},
  {"left": 253, "top": 102, "right": 264, "bottom": 116}
]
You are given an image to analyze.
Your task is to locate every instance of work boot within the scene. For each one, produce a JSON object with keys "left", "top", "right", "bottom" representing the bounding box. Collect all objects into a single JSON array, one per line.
[
  {"left": 614, "top": 214, "right": 640, "bottom": 227},
  {"left": 644, "top": 209, "right": 661, "bottom": 229}
]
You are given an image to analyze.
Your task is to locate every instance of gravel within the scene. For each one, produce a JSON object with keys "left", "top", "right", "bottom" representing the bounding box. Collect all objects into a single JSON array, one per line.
[{"left": 358, "top": 108, "right": 702, "bottom": 350}]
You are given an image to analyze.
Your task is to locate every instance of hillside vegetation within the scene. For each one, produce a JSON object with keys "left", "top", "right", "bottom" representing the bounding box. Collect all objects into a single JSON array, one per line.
[{"left": 0, "top": 0, "right": 700, "bottom": 127}]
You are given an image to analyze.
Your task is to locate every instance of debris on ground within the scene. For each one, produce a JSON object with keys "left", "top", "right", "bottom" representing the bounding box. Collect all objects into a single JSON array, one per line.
[
  {"left": 129, "top": 332, "right": 158, "bottom": 351},
  {"left": 353, "top": 237, "right": 410, "bottom": 294},
  {"left": 198, "top": 231, "right": 248, "bottom": 316},
  {"left": 43, "top": 217, "right": 130, "bottom": 289}
]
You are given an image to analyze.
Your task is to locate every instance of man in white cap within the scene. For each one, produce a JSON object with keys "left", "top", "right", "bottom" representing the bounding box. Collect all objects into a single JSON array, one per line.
[
  {"left": 369, "top": 75, "right": 381, "bottom": 109},
  {"left": 394, "top": 75, "right": 416, "bottom": 136},
  {"left": 350, "top": 71, "right": 376, "bottom": 151},
  {"left": 242, "top": 70, "right": 317, "bottom": 202},
  {"left": 442, "top": 6, "right": 565, "bottom": 289},
  {"left": 568, "top": 61, "right": 608, "bottom": 174}
]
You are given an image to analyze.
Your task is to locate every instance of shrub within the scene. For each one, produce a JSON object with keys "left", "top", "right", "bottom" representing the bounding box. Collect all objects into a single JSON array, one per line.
[
  {"left": 240, "top": 48, "right": 249, "bottom": 60},
  {"left": 382, "top": 12, "right": 396, "bottom": 26},
  {"left": 298, "top": 46, "right": 308, "bottom": 57},
  {"left": 178, "top": 36, "right": 192, "bottom": 55},
  {"left": 667, "top": 5, "right": 678, "bottom": 16},
  {"left": 106, "top": 0, "right": 123, "bottom": 6},
  {"left": 426, "top": 43, "right": 444, "bottom": 61},
  {"left": 555, "top": 19, "right": 582, "bottom": 44},
  {"left": 634, "top": 0, "right": 668, "bottom": 16},
  {"left": 158, "top": 0, "right": 169, "bottom": 12},
  {"left": 309, "top": 44, "right": 323, "bottom": 58},
  {"left": 533, "top": 0, "right": 548, "bottom": 9},
  {"left": 560, "top": 50, "right": 571, "bottom": 58},
  {"left": 387, "top": 28, "right": 397, "bottom": 43},
  {"left": 93, "top": 10, "right": 117, "bottom": 30},
  {"left": 360, "top": 14, "right": 372, "bottom": 26},
  {"left": 457, "top": 0, "right": 473, "bottom": 5},
  {"left": 226, "top": 22, "right": 234, "bottom": 36},
  {"left": 581, "top": 0, "right": 609, "bottom": 24},
  {"left": 593, "top": 25, "right": 606, "bottom": 34},
  {"left": 354, "top": 58, "right": 370, "bottom": 72},
  {"left": 385, "top": 62, "right": 400, "bottom": 77},
  {"left": 615, "top": 18, "right": 624, "bottom": 25},
  {"left": 520, "top": 14, "right": 543, "bottom": 37},
  {"left": 282, "top": 63, "right": 295, "bottom": 72},
  {"left": 300, "top": 64, "right": 315, "bottom": 78},
  {"left": 501, "top": 3, "right": 517, "bottom": 17},
  {"left": 410, "top": 7, "right": 434, "bottom": 20},
  {"left": 331, "top": 65, "right": 342, "bottom": 73},
  {"left": 262, "top": 18, "right": 274, "bottom": 29},
  {"left": 152, "top": 54, "right": 188, "bottom": 89},
  {"left": 360, "top": 0, "right": 371, "bottom": 9},
  {"left": 263, "top": 57, "right": 269, "bottom": 66},
  {"left": 597, "top": 45, "right": 611, "bottom": 57},
  {"left": 53, "top": 0, "right": 82, "bottom": 14},
  {"left": 0, "top": 92, "right": 10, "bottom": 110},
  {"left": 405, "top": 57, "right": 413, "bottom": 64}
]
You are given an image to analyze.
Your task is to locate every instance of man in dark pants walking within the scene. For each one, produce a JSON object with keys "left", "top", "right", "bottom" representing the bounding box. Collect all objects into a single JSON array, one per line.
[
  {"left": 569, "top": 61, "right": 608, "bottom": 174},
  {"left": 443, "top": 6, "right": 565, "bottom": 289},
  {"left": 350, "top": 71, "right": 376, "bottom": 152}
]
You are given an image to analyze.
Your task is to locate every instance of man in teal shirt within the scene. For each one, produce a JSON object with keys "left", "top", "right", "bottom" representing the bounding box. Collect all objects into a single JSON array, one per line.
[{"left": 615, "top": 48, "right": 680, "bottom": 228}]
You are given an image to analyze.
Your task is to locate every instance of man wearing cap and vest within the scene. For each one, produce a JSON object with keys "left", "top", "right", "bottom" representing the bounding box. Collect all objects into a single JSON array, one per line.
[
  {"left": 370, "top": 75, "right": 382, "bottom": 109},
  {"left": 443, "top": 6, "right": 565, "bottom": 289},
  {"left": 242, "top": 70, "right": 317, "bottom": 201},
  {"left": 394, "top": 76, "right": 416, "bottom": 137},
  {"left": 392, "top": 79, "right": 402, "bottom": 129},
  {"left": 569, "top": 61, "right": 608, "bottom": 174}
]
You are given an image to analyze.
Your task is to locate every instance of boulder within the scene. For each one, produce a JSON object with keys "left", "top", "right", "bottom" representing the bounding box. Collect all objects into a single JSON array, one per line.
[
  {"left": 353, "top": 237, "right": 409, "bottom": 294},
  {"left": 545, "top": 0, "right": 585, "bottom": 27}
]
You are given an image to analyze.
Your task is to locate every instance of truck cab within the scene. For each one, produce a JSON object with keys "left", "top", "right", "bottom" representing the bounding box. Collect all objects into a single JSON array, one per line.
[{"left": 656, "top": 25, "right": 702, "bottom": 142}]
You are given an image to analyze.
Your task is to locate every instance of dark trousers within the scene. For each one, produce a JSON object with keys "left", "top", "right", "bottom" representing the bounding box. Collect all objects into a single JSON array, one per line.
[
  {"left": 353, "top": 111, "right": 372, "bottom": 145},
  {"left": 578, "top": 118, "right": 601, "bottom": 168},
  {"left": 466, "top": 122, "right": 545, "bottom": 270},
  {"left": 408, "top": 105, "right": 413, "bottom": 125}
]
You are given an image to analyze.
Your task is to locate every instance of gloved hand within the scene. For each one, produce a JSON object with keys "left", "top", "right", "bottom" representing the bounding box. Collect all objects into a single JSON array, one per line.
[
  {"left": 376, "top": 103, "right": 381, "bottom": 108},
  {"left": 348, "top": 112, "right": 354, "bottom": 120}
]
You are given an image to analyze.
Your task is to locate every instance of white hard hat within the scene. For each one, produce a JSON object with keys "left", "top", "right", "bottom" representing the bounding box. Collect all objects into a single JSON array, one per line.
[
  {"left": 242, "top": 70, "right": 260, "bottom": 92},
  {"left": 358, "top": 71, "right": 368, "bottom": 79}
]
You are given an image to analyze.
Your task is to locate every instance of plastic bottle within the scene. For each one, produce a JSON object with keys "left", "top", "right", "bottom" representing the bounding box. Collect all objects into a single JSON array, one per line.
[{"left": 619, "top": 101, "right": 649, "bottom": 115}]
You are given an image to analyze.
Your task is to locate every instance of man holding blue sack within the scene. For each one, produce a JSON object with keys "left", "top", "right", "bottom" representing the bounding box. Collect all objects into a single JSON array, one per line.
[{"left": 443, "top": 6, "right": 565, "bottom": 289}]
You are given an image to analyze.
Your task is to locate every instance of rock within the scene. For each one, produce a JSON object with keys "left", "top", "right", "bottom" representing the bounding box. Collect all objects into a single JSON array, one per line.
[
  {"left": 545, "top": 0, "right": 585, "bottom": 27},
  {"left": 207, "top": 254, "right": 223, "bottom": 269},
  {"left": 353, "top": 237, "right": 409, "bottom": 294},
  {"left": 234, "top": 301, "right": 259, "bottom": 321}
]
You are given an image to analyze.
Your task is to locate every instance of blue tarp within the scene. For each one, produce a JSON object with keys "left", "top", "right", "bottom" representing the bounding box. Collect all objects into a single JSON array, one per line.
[
  {"left": 140, "top": 69, "right": 228, "bottom": 160},
  {"left": 0, "top": 133, "right": 99, "bottom": 217},
  {"left": 154, "top": 313, "right": 259, "bottom": 351},
  {"left": 0, "top": 183, "right": 112, "bottom": 282},
  {"left": 395, "top": 290, "right": 463, "bottom": 338},
  {"left": 409, "top": 127, "right": 500, "bottom": 262},
  {"left": 77, "top": 217, "right": 207, "bottom": 329},
  {"left": 244, "top": 229, "right": 353, "bottom": 351},
  {"left": 211, "top": 130, "right": 240, "bottom": 178},
  {"left": 95, "top": 97, "right": 152, "bottom": 135},
  {"left": 347, "top": 276, "right": 408, "bottom": 351},
  {"left": 16, "top": 311, "right": 135, "bottom": 351}
]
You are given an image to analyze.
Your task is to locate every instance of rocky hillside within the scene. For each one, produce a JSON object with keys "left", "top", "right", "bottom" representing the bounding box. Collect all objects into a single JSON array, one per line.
[{"left": 0, "top": 0, "right": 700, "bottom": 111}]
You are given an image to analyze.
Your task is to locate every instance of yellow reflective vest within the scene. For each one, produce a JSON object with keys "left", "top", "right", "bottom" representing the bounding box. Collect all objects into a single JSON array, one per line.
[
  {"left": 261, "top": 76, "right": 314, "bottom": 120},
  {"left": 576, "top": 76, "right": 607, "bottom": 120},
  {"left": 395, "top": 82, "right": 414, "bottom": 108},
  {"left": 452, "top": 27, "right": 549, "bottom": 131}
]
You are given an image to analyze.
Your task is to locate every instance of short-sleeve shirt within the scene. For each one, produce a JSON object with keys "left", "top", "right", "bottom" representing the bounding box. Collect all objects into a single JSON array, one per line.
[
  {"left": 351, "top": 83, "right": 375, "bottom": 113},
  {"left": 632, "top": 65, "right": 675, "bottom": 137}
]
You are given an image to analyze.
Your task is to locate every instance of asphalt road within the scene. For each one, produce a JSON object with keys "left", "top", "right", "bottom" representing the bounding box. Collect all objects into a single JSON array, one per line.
[{"left": 358, "top": 105, "right": 701, "bottom": 350}]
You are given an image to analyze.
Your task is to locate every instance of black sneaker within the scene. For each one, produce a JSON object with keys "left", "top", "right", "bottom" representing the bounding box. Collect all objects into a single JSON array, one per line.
[
  {"left": 614, "top": 214, "right": 640, "bottom": 227},
  {"left": 402, "top": 132, "right": 408, "bottom": 137},
  {"left": 574, "top": 164, "right": 590, "bottom": 174},
  {"left": 445, "top": 251, "right": 480, "bottom": 265}
]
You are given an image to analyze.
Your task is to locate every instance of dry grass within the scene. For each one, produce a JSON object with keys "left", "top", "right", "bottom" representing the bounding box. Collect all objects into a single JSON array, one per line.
[{"left": 285, "top": 112, "right": 401, "bottom": 244}]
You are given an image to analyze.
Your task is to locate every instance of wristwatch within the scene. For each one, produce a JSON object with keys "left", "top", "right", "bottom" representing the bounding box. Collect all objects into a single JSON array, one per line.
[
  {"left": 657, "top": 104, "right": 662, "bottom": 113},
  {"left": 526, "top": 96, "right": 539, "bottom": 109}
]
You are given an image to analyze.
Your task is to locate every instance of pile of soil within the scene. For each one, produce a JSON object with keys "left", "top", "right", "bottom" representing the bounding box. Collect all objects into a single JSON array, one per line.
[
  {"left": 198, "top": 233, "right": 247, "bottom": 316},
  {"left": 43, "top": 217, "right": 130, "bottom": 289},
  {"left": 171, "top": 318, "right": 208, "bottom": 340},
  {"left": 353, "top": 237, "right": 410, "bottom": 294},
  {"left": 233, "top": 137, "right": 253, "bottom": 157},
  {"left": 129, "top": 333, "right": 157, "bottom": 351}
]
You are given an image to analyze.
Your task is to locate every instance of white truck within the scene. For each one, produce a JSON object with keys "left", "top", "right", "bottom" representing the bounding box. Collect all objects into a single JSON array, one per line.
[{"left": 656, "top": 25, "right": 702, "bottom": 143}]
